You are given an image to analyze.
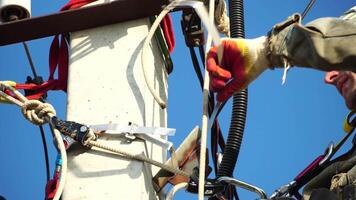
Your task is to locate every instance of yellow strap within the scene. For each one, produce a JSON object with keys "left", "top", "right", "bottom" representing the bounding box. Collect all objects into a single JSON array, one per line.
[
  {"left": 343, "top": 118, "right": 353, "bottom": 133},
  {"left": 343, "top": 110, "right": 356, "bottom": 133}
]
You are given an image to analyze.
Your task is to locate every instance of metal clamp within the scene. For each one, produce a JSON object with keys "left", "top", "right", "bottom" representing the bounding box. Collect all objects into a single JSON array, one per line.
[
  {"left": 51, "top": 116, "right": 96, "bottom": 146},
  {"left": 186, "top": 178, "right": 224, "bottom": 197},
  {"left": 181, "top": 8, "right": 205, "bottom": 47}
]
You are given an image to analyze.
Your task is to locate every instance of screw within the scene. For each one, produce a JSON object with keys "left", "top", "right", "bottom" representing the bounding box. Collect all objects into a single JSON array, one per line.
[{"left": 80, "top": 126, "right": 88, "bottom": 133}]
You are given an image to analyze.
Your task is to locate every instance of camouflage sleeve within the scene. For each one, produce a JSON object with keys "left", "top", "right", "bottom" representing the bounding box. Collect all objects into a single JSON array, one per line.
[{"left": 267, "top": 6, "right": 356, "bottom": 72}]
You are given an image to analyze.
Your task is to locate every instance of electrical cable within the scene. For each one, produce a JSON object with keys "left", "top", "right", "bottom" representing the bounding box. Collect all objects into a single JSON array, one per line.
[
  {"left": 188, "top": 47, "right": 204, "bottom": 89},
  {"left": 198, "top": 45, "right": 205, "bottom": 65},
  {"left": 39, "top": 125, "right": 51, "bottom": 182},
  {"left": 184, "top": 11, "right": 228, "bottom": 176},
  {"left": 188, "top": 43, "right": 226, "bottom": 174},
  {"left": 22, "top": 42, "right": 51, "bottom": 183},
  {"left": 166, "top": 182, "right": 188, "bottom": 200},
  {"left": 301, "top": 0, "right": 315, "bottom": 20},
  {"left": 216, "top": 0, "right": 247, "bottom": 200},
  {"left": 182, "top": 8, "right": 228, "bottom": 178},
  {"left": 197, "top": 39, "right": 227, "bottom": 175},
  {"left": 142, "top": 6, "right": 170, "bottom": 109},
  {"left": 22, "top": 42, "right": 38, "bottom": 78}
]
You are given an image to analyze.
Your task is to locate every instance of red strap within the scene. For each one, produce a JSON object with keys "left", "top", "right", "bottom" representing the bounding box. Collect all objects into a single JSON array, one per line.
[
  {"left": 45, "top": 172, "right": 60, "bottom": 200},
  {"left": 47, "top": 34, "right": 68, "bottom": 92},
  {"left": 161, "top": 15, "right": 175, "bottom": 53},
  {"left": 16, "top": 81, "right": 57, "bottom": 100},
  {"left": 61, "top": 0, "right": 98, "bottom": 11}
]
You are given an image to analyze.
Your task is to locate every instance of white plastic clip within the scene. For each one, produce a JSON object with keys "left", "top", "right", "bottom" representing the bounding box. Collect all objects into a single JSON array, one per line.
[{"left": 90, "top": 122, "right": 175, "bottom": 150}]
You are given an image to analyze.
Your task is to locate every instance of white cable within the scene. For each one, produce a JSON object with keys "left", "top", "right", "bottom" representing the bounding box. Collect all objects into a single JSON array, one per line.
[
  {"left": 198, "top": 0, "right": 216, "bottom": 199},
  {"left": 166, "top": 182, "right": 188, "bottom": 200},
  {"left": 141, "top": 7, "right": 170, "bottom": 109},
  {"left": 51, "top": 123, "right": 67, "bottom": 200}
]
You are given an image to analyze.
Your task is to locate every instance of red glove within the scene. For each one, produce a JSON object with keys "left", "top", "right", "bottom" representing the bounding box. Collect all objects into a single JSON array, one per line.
[{"left": 207, "top": 37, "right": 270, "bottom": 102}]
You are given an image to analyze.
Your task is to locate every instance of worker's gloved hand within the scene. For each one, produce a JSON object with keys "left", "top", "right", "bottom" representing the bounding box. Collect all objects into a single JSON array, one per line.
[{"left": 207, "top": 36, "right": 270, "bottom": 102}]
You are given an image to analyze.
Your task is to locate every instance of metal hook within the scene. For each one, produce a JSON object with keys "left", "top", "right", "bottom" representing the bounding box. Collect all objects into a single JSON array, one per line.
[
  {"left": 319, "top": 142, "right": 334, "bottom": 166},
  {"left": 217, "top": 176, "right": 268, "bottom": 199}
]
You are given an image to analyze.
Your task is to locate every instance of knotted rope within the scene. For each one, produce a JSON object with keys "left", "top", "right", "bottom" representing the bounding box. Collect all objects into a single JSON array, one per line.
[
  {"left": 21, "top": 100, "right": 56, "bottom": 125},
  {"left": 214, "top": 0, "right": 230, "bottom": 36},
  {"left": 0, "top": 81, "right": 66, "bottom": 200}
]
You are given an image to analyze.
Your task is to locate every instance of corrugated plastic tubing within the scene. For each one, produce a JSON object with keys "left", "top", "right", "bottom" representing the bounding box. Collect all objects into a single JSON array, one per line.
[{"left": 217, "top": 0, "right": 248, "bottom": 179}]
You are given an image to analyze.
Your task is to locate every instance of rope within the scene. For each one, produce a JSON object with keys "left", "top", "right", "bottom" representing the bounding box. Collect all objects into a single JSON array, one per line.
[
  {"left": 87, "top": 140, "right": 190, "bottom": 177},
  {"left": 0, "top": 81, "right": 66, "bottom": 200},
  {"left": 22, "top": 101, "right": 56, "bottom": 125},
  {"left": 166, "top": 182, "right": 188, "bottom": 200},
  {"left": 214, "top": 0, "right": 230, "bottom": 36}
]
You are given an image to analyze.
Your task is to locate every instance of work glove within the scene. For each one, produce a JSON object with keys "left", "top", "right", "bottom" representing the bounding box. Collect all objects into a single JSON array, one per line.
[{"left": 207, "top": 36, "right": 270, "bottom": 102}]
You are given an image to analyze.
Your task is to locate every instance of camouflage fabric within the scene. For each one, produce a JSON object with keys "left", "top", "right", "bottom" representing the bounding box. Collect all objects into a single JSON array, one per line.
[
  {"left": 267, "top": 6, "right": 356, "bottom": 72},
  {"left": 303, "top": 153, "right": 356, "bottom": 200}
]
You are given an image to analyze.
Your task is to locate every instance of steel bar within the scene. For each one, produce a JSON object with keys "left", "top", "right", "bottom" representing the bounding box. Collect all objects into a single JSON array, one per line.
[{"left": 0, "top": 0, "right": 168, "bottom": 46}]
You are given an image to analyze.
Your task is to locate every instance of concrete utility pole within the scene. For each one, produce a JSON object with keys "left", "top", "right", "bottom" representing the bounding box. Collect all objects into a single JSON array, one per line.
[{"left": 63, "top": 1, "right": 168, "bottom": 199}]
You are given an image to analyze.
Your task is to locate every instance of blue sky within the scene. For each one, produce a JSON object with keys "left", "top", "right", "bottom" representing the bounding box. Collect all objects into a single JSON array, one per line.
[{"left": 0, "top": 1, "right": 354, "bottom": 200}]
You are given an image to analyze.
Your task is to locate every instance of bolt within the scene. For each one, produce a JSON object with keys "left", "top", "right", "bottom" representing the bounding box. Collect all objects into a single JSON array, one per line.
[{"left": 80, "top": 126, "right": 88, "bottom": 133}]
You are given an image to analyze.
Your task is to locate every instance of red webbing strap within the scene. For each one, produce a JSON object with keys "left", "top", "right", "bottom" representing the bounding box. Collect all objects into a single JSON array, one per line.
[
  {"left": 48, "top": 34, "right": 68, "bottom": 91},
  {"left": 161, "top": 15, "right": 175, "bottom": 53},
  {"left": 61, "top": 0, "right": 97, "bottom": 11},
  {"left": 16, "top": 34, "right": 69, "bottom": 99},
  {"left": 16, "top": 81, "right": 56, "bottom": 100},
  {"left": 45, "top": 171, "right": 60, "bottom": 200}
]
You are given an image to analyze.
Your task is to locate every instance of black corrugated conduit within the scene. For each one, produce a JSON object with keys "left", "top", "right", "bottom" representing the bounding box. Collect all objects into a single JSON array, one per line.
[{"left": 217, "top": 0, "right": 248, "bottom": 186}]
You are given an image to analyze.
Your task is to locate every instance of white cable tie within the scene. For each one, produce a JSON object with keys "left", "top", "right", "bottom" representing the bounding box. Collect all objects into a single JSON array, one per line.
[
  {"left": 89, "top": 123, "right": 175, "bottom": 150},
  {"left": 90, "top": 123, "right": 175, "bottom": 136}
]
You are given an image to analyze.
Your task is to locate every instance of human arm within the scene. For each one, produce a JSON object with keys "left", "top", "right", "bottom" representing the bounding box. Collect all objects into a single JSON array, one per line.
[
  {"left": 207, "top": 8, "right": 356, "bottom": 101},
  {"left": 268, "top": 12, "right": 356, "bottom": 72}
]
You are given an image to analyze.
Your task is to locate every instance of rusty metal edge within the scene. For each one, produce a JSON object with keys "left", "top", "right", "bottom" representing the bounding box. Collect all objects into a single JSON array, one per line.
[{"left": 0, "top": 0, "right": 168, "bottom": 46}]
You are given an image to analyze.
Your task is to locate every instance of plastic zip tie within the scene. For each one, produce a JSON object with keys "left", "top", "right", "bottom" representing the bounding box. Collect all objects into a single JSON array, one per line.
[{"left": 90, "top": 123, "right": 175, "bottom": 136}]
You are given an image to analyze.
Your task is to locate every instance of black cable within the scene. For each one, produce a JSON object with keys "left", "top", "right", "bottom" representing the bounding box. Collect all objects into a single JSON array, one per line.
[
  {"left": 22, "top": 42, "right": 51, "bottom": 182},
  {"left": 189, "top": 47, "right": 204, "bottom": 89},
  {"left": 198, "top": 45, "right": 206, "bottom": 66},
  {"left": 40, "top": 125, "right": 51, "bottom": 182},
  {"left": 301, "top": 0, "right": 315, "bottom": 20},
  {"left": 22, "top": 42, "right": 38, "bottom": 78},
  {"left": 188, "top": 42, "right": 228, "bottom": 175}
]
